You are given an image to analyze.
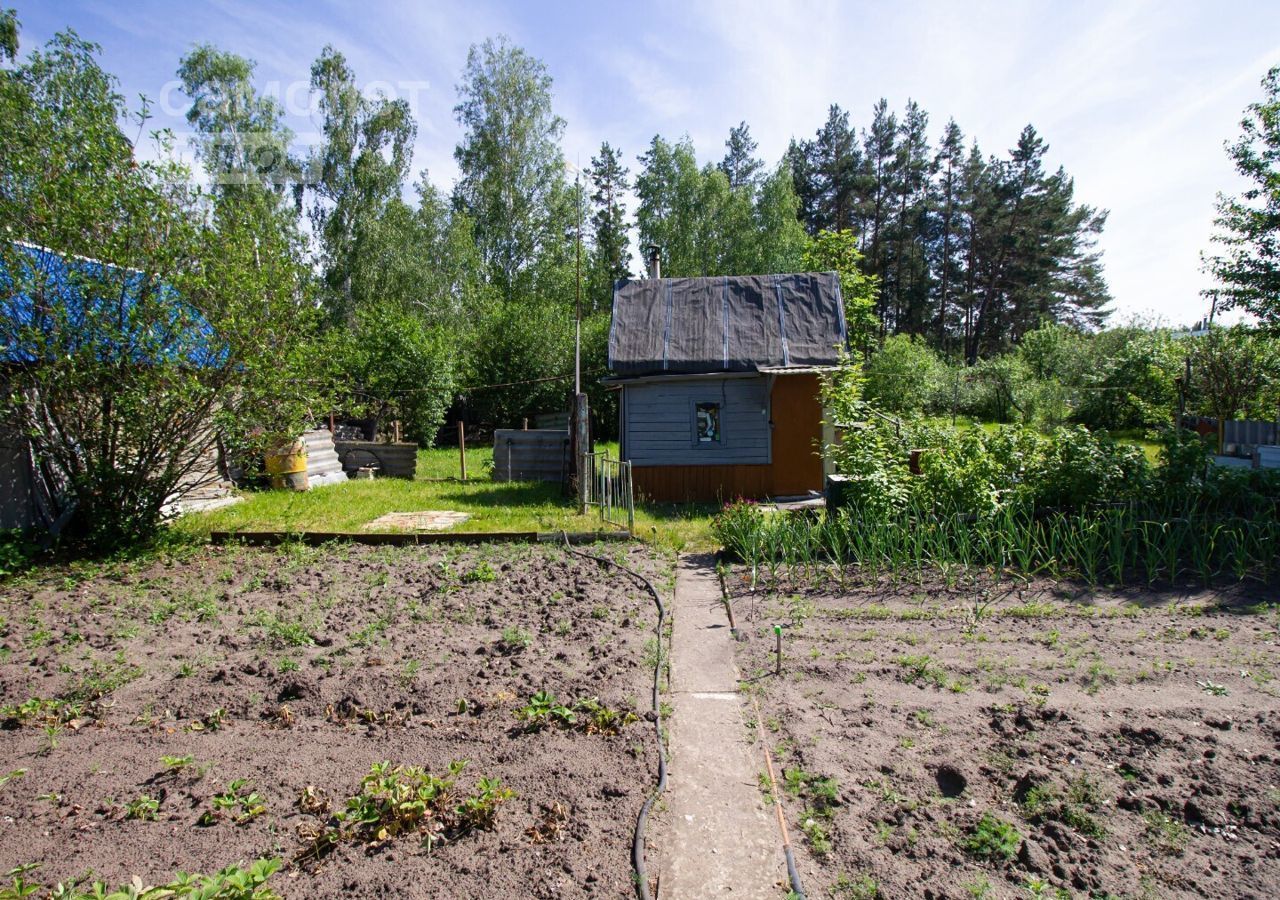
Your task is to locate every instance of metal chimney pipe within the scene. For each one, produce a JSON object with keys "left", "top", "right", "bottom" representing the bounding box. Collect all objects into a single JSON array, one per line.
[{"left": 644, "top": 244, "right": 662, "bottom": 280}]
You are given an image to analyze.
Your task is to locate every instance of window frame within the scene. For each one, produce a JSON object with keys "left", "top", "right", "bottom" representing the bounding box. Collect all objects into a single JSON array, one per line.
[{"left": 691, "top": 399, "right": 724, "bottom": 447}]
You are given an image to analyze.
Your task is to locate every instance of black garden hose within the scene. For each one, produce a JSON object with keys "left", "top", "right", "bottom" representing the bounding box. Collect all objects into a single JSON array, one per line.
[{"left": 561, "top": 533, "right": 667, "bottom": 900}]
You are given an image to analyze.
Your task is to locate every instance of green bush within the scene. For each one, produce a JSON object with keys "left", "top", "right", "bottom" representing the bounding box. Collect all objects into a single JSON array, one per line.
[{"left": 863, "top": 335, "right": 948, "bottom": 415}]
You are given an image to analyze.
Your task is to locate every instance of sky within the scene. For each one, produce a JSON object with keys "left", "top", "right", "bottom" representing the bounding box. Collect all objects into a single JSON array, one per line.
[{"left": 15, "top": 0, "right": 1280, "bottom": 327}]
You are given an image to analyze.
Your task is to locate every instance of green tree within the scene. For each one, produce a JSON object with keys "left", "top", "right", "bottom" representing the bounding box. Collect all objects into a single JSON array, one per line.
[
  {"left": 862, "top": 334, "right": 947, "bottom": 414},
  {"left": 324, "top": 301, "right": 456, "bottom": 444},
  {"left": 965, "top": 126, "right": 1109, "bottom": 363},
  {"left": 636, "top": 135, "right": 807, "bottom": 278},
  {"left": 1203, "top": 65, "right": 1280, "bottom": 327},
  {"left": 0, "top": 26, "right": 320, "bottom": 549},
  {"left": 752, "top": 162, "right": 811, "bottom": 274},
  {"left": 1073, "top": 328, "right": 1179, "bottom": 431},
  {"left": 885, "top": 100, "right": 933, "bottom": 335},
  {"left": 1187, "top": 325, "right": 1280, "bottom": 424},
  {"left": 585, "top": 141, "right": 631, "bottom": 311},
  {"left": 719, "top": 121, "right": 763, "bottom": 189},
  {"left": 453, "top": 36, "right": 569, "bottom": 303},
  {"left": 801, "top": 229, "right": 879, "bottom": 357},
  {"left": 634, "top": 135, "right": 707, "bottom": 276},
  {"left": 930, "top": 119, "right": 967, "bottom": 350},
  {"left": 177, "top": 44, "right": 298, "bottom": 209},
  {"left": 308, "top": 45, "right": 415, "bottom": 322},
  {"left": 0, "top": 8, "right": 16, "bottom": 63}
]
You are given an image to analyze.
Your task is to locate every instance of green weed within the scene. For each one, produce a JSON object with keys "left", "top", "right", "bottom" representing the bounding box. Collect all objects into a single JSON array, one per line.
[{"left": 962, "top": 812, "right": 1021, "bottom": 861}]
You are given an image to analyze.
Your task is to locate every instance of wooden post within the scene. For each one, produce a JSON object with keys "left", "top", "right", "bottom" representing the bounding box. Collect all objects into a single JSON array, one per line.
[
  {"left": 457, "top": 421, "right": 467, "bottom": 482},
  {"left": 522, "top": 417, "right": 528, "bottom": 430},
  {"left": 393, "top": 420, "right": 401, "bottom": 443},
  {"left": 328, "top": 412, "right": 335, "bottom": 434},
  {"left": 575, "top": 393, "right": 590, "bottom": 514}
]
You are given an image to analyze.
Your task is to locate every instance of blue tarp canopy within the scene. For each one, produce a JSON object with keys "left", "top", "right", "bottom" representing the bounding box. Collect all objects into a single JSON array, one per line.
[{"left": 0, "top": 242, "right": 222, "bottom": 367}]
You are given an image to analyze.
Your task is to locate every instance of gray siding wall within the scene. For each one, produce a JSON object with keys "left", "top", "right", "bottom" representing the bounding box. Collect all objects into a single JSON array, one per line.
[{"left": 623, "top": 377, "right": 770, "bottom": 466}]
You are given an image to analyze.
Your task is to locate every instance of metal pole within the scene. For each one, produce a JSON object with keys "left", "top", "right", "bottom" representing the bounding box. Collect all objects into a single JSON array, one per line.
[
  {"left": 575, "top": 170, "right": 582, "bottom": 397},
  {"left": 457, "top": 421, "right": 467, "bottom": 482}
]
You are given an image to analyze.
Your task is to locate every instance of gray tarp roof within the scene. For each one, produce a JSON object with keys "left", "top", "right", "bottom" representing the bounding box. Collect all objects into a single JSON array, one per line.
[{"left": 607, "top": 272, "right": 846, "bottom": 377}]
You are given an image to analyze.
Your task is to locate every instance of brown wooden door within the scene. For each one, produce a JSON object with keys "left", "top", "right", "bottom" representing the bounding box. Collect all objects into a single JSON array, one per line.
[{"left": 769, "top": 374, "right": 824, "bottom": 496}]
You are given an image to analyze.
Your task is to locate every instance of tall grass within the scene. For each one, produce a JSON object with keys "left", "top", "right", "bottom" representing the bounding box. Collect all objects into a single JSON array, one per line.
[{"left": 714, "top": 499, "right": 1280, "bottom": 589}]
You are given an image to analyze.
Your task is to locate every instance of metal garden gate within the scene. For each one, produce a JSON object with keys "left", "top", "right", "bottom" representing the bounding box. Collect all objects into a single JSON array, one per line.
[{"left": 582, "top": 452, "right": 635, "bottom": 533}]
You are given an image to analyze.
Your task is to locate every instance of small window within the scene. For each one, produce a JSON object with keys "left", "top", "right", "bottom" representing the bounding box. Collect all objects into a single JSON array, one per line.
[{"left": 695, "top": 402, "right": 721, "bottom": 443}]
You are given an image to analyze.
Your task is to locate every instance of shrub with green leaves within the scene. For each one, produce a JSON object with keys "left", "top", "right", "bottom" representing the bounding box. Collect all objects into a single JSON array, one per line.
[{"left": 0, "top": 27, "right": 323, "bottom": 551}]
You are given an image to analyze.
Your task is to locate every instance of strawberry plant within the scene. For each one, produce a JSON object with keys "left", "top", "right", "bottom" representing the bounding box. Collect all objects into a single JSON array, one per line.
[
  {"left": 296, "top": 760, "right": 513, "bottom": 862},
  {"left": 201, "top": 779, "right": 266, "bottom": 826},
  {"left": 516, "top": 691, "right": 576, "bottom": 731}
]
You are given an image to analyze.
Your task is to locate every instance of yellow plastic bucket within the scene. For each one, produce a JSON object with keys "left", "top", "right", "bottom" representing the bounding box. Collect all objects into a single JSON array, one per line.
[{"left": 265, "top": 442, "right": 309, "bottom": 491}]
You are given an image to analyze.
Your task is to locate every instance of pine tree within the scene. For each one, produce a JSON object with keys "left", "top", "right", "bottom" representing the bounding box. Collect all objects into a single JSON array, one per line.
[
  {"left": 863, "top": 99, "right": 898, "bottom": 330},
  {"left": 785, "top": 137, "right": 822, "bottom": 232},
  {"left": 585, "top": 141, "right": 631, "bottom": 310},
  {"left": 931, "top": 119, "right": 967, "bottom": 351},
  {"left": 719, "top": 121, "right": 763, "bottom": 189},
  {"left": 813, "top": 105, "right": 860, "bottom": 234},
  {"left": 887, "top": 100, "right": 932, "bottom": 334}
]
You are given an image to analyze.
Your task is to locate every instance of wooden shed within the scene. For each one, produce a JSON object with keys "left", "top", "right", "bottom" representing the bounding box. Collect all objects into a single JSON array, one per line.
[{"left": 607, "top": 273, "right": 845, "bottom": 503}]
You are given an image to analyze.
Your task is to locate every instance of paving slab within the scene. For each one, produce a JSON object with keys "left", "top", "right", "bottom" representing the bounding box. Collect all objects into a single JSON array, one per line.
[
  {"left": 361, "top": 510, "right": 470, "bottom": 531},
  {"left": 660, "top": 554, "right": 785, "bottom": 898}
]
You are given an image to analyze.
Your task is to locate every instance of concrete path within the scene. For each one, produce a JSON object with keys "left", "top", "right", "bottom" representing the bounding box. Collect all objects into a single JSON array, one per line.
[{"left": 660, "top": 554, "right": 785, "bottom": 898}]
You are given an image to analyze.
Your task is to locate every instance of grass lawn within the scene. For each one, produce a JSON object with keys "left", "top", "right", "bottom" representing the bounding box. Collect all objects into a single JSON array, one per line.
[{"left": 177, "top": 443, "right": 717, "bottom": 551}]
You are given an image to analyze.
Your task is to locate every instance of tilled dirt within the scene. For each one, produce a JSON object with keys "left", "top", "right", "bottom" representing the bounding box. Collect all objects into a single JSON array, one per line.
[
  {"left": 0, "top": 541, "right": 669, "bottom": 898},
  {"left": 729, "top": 571, "right": 1280, "bottom": 900}
]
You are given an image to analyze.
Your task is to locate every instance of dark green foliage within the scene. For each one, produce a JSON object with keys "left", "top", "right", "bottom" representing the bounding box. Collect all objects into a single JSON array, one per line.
[
  {"left": 789, "top": 102, "right": 1110, "bottom": 358},
  {"left": 716, "top": 419, "right": 1280, "bottom": 586},
  {"left": 299, "top": 760, "right": 512, "bottom": 860},
  {"left": 515, "top": 691, "right": 638, "bottom": 735},
  {"left": 1203, "top": 65, "right": 1280, "bottom": 327},
  {"left": 1185, "top": 325, "right": 1280, "bottom": 424},
  {"left": 0, "top": 531, "right": 36, "bottom": 578},
  {"left": 322, "top": 301, "right": 455, "bottom": 445},
  {"left": 586, "top": 142, "right": 631, "bottom": 311}
]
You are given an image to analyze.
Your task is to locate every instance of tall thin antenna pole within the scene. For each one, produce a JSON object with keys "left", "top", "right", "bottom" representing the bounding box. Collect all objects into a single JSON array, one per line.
[{"left": 575, "top": 163, "right": 582, "bottom": 396}]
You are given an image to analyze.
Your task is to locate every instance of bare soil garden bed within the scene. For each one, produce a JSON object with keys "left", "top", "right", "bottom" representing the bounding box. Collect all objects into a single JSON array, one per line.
[
  {"left": 729, "top": 571, "right": 1279, "bottom": 900},
  {"left": 0, "top": 541, "right": 669, "bottom": 898}
]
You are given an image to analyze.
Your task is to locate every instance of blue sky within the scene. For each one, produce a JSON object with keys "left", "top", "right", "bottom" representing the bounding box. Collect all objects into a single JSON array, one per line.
[{"left": 15, "top": 0, "right": 1280, "bottom": 325}]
